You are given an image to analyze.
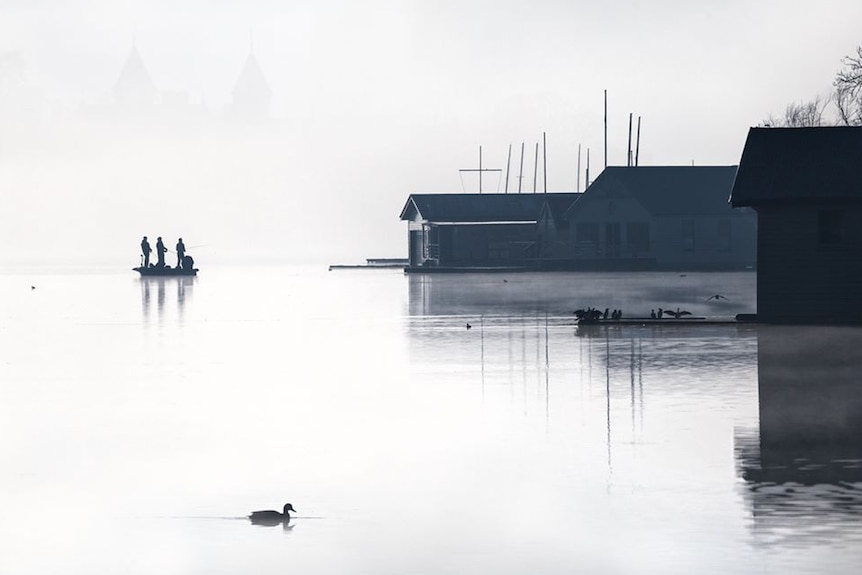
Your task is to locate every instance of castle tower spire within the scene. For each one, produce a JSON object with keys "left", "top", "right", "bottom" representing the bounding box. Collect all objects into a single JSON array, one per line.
[
  {"left": 229, "top": 39, "right": 271, "bottom": 123},
  {"left": 114, "top": 38, "right": 157, "bottom": 110}
]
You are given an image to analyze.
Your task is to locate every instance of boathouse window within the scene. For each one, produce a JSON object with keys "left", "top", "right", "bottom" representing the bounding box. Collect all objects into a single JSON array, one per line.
[
  {"left": 717, "top": 220, "right": 731, "bottom": 251},
  {"left": 576, "top": 223, "right": 600, "bottom": 244},
  {"left": 682, "top": 219, "right": 695, "bottom": 251},
  {"left": 818, "top": 210, "right": 844, "bottom": 245}
]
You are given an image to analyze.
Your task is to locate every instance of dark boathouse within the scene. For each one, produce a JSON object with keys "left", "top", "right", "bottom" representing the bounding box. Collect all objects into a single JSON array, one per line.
[
  {"left": 562, "top": 166, "right": 757, "bottom": 270},
  {"left": 399, "top": 193, "right": 580, "bottom": 269},
  {"left": 730, "top": 126, "right": 862, "bottom": 324}
]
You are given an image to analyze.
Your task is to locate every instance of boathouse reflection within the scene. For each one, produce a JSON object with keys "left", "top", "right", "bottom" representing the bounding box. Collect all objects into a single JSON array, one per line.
[
  {"left": 736, "top": 326, "right": 862, "bottom": 546},
  {"left": 407, "top": 271, "right": 756, "bottom": 319}
]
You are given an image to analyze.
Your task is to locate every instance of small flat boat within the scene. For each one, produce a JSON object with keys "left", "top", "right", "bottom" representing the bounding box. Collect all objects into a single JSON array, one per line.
[
  {"left": 134, "top": 254, "right": 198, "bottom": 276},
  {"left": 133, "top": 265, "right": 198, "bottom": 277}
]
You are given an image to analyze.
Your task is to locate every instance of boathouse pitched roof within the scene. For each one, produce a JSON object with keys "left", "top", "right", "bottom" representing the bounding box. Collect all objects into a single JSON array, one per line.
[
  {"left": 730, "top": 126, "right": 862, "bottom": 207},
  {"left": 566, "top": 166, "right": 739, "bottom": 219},
  {"left": 540, "top": 194, "right": 579, "bottom": 227},
  {"left": 400, "top": 193, "right": 581, "bottom": 223},
  {"left": 543, "top": 193, "right": 581, "bottom": 224}
]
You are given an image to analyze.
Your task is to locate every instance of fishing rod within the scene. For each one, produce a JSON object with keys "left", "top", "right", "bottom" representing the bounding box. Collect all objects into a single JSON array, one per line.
[{"left": 165, "top": 244, "right": 209, "bottom": 253}]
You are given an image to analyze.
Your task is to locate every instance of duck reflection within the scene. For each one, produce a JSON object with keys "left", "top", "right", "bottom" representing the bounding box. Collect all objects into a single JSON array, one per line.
[
  {"left": 737, "top": 326, "right": 862, "bottom": 546},
  {"left": 140, "top": 276, "right": 195, "bottom": 322},
  {"left": 248, "top": 517, "right": 294, "bottom": 532}
]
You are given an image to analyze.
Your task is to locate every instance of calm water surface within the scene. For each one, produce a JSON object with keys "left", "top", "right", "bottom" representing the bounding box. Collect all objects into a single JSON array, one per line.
[{"left": 1, "top": 266, "right": 860, "bottom": 574}]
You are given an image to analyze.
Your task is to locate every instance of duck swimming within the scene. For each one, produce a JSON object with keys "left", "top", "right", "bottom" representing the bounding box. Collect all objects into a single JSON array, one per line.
[{"left": 249, "top": 503, "right": 296, "bottom": 525}]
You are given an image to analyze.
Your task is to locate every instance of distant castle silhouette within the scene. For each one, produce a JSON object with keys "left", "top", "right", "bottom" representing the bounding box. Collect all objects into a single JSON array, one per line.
[
  {"left": 113, "top": 39, "right": 271, "bottom": 122},
  {"left": 227, "top": 50, "right": 271, "bottom": 123},
  {"left": 114, "top": 41, "right": 158, "bottom": 110}
]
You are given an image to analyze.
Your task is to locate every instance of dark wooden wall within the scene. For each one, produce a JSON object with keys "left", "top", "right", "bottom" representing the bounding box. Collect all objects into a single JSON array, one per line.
[{"left": 756, "top": 205, "right": 862, "bottom": 323}]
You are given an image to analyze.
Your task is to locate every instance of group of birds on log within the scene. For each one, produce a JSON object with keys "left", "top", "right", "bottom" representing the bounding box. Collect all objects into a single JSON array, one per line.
[
  {"left": 571, "top": 294, "right": 730, "bottom": 323},
  {"left": 573, "top": 306, "right": 695, "bottom": 321},
  {"left": 650, "top": 308, "right": 692, "bottom": 319},
  {"left": 574, "top": 307, "right": 623, "bottom": 321},
  {"left": 466, "top": 294, "right": 731, "bottom": 329}
]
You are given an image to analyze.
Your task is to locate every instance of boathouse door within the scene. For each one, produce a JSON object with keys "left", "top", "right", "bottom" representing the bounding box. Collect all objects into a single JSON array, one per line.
[{"left": 409, "top": 230, "right": 423, "bottom": 266}]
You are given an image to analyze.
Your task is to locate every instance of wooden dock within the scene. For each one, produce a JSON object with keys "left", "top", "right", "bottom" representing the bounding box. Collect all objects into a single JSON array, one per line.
[
  {"left": 329, "top": 258, "right": 408, "bottom": 271},
  {"left": 576, "top": 314, "right": 756, "bottom": 326}
]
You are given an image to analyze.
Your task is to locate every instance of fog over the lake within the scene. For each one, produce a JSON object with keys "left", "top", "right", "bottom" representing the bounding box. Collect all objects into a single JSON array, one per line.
[{"left": 2, "top": 0, "right": 861, "bottom": 266}]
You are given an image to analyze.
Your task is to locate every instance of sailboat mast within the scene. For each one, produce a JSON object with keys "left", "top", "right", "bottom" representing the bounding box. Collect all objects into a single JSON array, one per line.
[
  {"left": 533, "top": 142, "right": 539, "bottom": 193},
  {"left": 505, "top": 143, "right": 512, "bottom": 194},
  {"left": 627, "top": 113, "right": 633, "bottom": 166},
  {"left": 518, "top": 142, "right": 525, "bottom": 194}
]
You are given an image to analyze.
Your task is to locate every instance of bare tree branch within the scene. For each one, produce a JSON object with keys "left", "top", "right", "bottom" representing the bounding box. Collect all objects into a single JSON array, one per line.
[
  {"left": 834, "top": 45, "right": 862, "bottom": 126},
  {"left": 763, "top": 46, "right": 862, "bottom": 127},
  {"left": 761, "top": 96, "right": 829, "bottom": 127}
]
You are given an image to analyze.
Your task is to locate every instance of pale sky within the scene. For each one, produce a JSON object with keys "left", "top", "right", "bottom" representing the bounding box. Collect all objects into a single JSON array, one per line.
[{"left": 1, "top": 0, "right": 861, "bottom": 265}]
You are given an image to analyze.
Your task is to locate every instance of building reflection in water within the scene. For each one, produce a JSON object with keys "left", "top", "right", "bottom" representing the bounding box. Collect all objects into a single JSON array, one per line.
[
  {"left": 140, "top": 276, "right": 195, "bottom": 322},
  {"left": 406, "top": 272, "right": 757, "bottom": 468},
  {"left": 736, "top": 326, "right": 862, "bottom": 547},
  {"left": 407, "top": 270, "right": 757, "bottom": 318},
  {"left": 407, "top": 273, "right": 862, "bottom": 547}
]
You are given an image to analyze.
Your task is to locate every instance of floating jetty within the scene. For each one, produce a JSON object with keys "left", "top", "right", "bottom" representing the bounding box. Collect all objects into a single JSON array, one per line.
[
  {"left": 576, "top": 313, "right": 756, "bottom": 326},
  {"left": 329, "top": 258, "right": 408, "bottom": 271}
]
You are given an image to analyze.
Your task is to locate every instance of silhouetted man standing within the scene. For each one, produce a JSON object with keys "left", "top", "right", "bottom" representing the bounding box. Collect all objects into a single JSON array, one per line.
[
  {"left": 141, "top": 236, "right": 152, "bottom": 267},
  {"left": 176, "top": 238, "right": 186, "bottom": 268},
  {"left": 156, "top": 237, "right": 167, "bottom": 267}
]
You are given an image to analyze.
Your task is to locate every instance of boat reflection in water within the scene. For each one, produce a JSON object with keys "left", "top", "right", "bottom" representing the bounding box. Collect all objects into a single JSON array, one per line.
[
  {"left": 140, "top": 275, "right": 195, "bottom": 323},
  {"left": 736, "top": 326, "right": 862, "bottom": 547}
]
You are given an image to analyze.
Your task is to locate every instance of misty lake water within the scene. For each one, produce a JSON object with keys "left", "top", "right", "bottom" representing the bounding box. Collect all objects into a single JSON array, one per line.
[{"left": 2, "top": 266, "right": 862, "bottom": 574}]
